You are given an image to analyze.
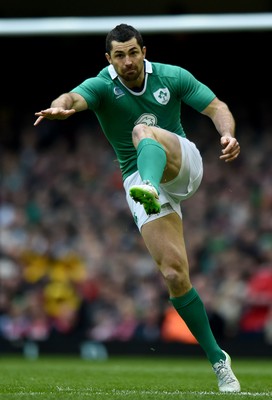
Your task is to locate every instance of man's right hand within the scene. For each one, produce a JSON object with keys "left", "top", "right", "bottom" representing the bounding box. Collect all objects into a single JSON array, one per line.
[{"left": 34, "top": 108, "right": 76, "bottom": 126}]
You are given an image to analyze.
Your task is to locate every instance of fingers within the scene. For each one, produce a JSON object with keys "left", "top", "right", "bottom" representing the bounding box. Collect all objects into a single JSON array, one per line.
[
  {"left": 34, "top": 108, "right": 76, "bottom": 126},
  {"left": 34, "top": 109, "right": 53, "bottom": 126},
  {"left": 33, "top": 114, "right": 45, "bottom": 126},
  {"left": 220, "top": 137, "right": 240, "bottom": 162},
  {"left": 34, "top": 109, "right": 56, "bottom": 119},
  {"left": 220, "top": 151, "right": 239, "bottom": 162}
]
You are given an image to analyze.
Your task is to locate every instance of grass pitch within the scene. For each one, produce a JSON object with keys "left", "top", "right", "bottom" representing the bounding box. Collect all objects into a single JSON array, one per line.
[{"left": 0, "top": 355, "right": 271, "bottom": 399}]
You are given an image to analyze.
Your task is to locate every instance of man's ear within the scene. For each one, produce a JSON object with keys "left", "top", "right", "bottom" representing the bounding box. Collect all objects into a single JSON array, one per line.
[
  {"left": 105, "top": 53, "right": 111, "bottom": 64},
  {"left": 142, "top": 46, "right": 146, "bottom": 58}
]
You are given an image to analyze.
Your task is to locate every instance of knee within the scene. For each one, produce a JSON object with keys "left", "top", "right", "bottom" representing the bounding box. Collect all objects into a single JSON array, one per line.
[
  {"left": 160, "top": 255, "right": 191, "bottom": 295},
  {"left": 132, "top": 124, "right": 154, "bottom": 147}
]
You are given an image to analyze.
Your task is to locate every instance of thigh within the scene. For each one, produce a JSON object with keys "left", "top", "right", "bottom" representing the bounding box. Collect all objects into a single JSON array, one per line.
[
  {"left": 160, "top": 136, "right": 203, "bottom": 203},
  {"left": 151, "top": 127, "right": 182, "bottom": 183}
]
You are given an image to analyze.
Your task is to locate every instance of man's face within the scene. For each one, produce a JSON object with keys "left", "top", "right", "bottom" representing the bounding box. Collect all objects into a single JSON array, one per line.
[{"left": 106, "top": 38, "right": 146, "bottom": 88}]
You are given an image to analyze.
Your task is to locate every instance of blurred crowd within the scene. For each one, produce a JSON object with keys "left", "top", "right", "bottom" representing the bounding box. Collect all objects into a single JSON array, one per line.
[{"left": 0, "top": 102, "right": 272, "bottom": 347}]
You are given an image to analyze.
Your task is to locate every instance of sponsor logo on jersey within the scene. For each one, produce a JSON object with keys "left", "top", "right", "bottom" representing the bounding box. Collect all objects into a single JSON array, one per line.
[
  {"left": 113, "top": 86, "right": 125, "bottom": 98},
  {"left": 135, "top": 113, "right": 157, "bottom": 126},
  {"left": 153, "top": 88, "right": 170, "bottom": 105}
]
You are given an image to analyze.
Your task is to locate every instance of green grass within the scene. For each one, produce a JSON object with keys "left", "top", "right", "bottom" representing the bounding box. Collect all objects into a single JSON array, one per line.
[{"left": 0, "top": 355, "right": 271, "bottom": 399}]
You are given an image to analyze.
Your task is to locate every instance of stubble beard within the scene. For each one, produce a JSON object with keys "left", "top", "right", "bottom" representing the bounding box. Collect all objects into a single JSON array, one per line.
[{"left": 121, "top": 64, "right": 144, "bottom": 86}]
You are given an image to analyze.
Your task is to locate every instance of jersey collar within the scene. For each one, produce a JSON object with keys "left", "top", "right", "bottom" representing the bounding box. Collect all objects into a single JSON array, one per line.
[{"left": 108, "top": 59, "right": 152, "bottom": 80}]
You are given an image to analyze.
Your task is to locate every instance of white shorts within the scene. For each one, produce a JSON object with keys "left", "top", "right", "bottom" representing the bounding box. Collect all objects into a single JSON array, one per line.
[{"left": 124, "top": 135, "right": 203, "bottom": 231}]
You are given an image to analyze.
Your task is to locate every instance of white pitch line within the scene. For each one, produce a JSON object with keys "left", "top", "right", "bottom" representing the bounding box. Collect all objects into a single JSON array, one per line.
[{"left": 13, "top": 388, "right": 272, "bottom": 397}]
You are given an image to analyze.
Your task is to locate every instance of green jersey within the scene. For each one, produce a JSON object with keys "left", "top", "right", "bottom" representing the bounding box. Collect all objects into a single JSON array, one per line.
[{"left": 71, "top": 60, "right": 216, "bottom": 181}]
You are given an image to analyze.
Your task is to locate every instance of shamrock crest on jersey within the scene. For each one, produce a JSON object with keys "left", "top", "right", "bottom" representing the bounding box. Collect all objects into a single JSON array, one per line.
[{"left": 153, "top": 88, "right": 170, "bottom": 105}]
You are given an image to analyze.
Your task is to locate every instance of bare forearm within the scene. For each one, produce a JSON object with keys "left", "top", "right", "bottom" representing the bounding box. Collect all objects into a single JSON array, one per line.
[
  {"left": 34, "top": 92, "right": 87, "bottom": 126},
  {"left": 50, "top": 92, "right": 87, "bottom": 112},
  {"left": 51, "top": 93, "right": 75, "bottom": 109},
  {"left": 202, "top": 98, "right": 240, "bottom": 162},
  {"left": 212, "top": 102, "right": 236, "bottom": 138},
  {"left": 202, "top": 98, "right": 235, "bottom": 137}
]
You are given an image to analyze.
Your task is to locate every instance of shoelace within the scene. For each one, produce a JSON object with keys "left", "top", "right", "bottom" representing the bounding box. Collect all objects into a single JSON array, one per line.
[{"left": 215, "top": 361, "right": 236, "bottom": 384}]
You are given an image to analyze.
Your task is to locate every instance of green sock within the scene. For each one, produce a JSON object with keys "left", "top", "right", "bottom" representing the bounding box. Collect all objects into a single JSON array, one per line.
[
  {"left": 137, "top": 138, "right": 166, "bottom": 193},
  {"left": 170, "top": 288, "right": 224, "bottom": 365}
]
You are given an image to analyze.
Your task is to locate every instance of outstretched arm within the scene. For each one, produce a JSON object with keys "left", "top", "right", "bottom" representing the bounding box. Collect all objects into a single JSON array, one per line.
[
  {"left": 34, "top": 92, "right": 88, "bottom": 126},
  {"left": 201, "top": 97, "right": 240, "bottom": 162}
]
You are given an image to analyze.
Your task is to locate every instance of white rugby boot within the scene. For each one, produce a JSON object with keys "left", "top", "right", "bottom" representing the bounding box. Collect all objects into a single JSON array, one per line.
[{"left": 213, "top": 350, "right": 241, "bottom": 393}]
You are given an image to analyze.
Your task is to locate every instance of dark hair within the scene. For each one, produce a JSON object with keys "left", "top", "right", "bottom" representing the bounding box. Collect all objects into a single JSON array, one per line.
[{"left": 105, "top": 24, "right": 144, "bottom": 54}]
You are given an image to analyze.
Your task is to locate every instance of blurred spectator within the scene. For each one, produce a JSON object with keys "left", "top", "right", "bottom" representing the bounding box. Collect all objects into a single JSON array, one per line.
[
  {"left": 239, "top": 265, "right": 272, "bottom": 336},
  {"left": 0, "top": 103, "right": 272, "bottom": 345}
]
